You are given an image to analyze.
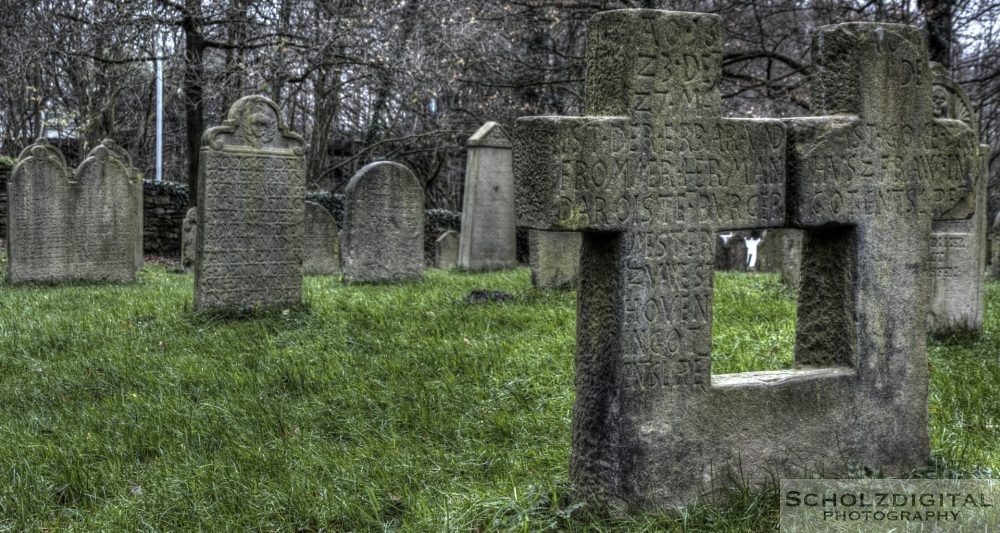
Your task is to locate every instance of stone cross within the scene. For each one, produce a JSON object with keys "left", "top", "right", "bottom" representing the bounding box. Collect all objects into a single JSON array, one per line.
[
  {"left": 194, "top": 95, "right": 306, "bottom": 311},
  {"left": 515, "top": 11, "right": 979, "bottom": 508},
  {"left": 514, "top": 10, "right": 786, "bottom": 506},
  {"left": 9, "top": 138, "right": 142, "bottom": 284}
]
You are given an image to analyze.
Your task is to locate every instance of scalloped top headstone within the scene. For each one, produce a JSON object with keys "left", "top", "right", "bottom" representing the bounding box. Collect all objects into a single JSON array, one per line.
[
  {"left": 8, "top": 138, "right": 142, "bottom": 283},
  {"left": 927, "top": 63, "right": 987, "bottom": 333},
  {"left": 194, "top": 95, "right": 307, "bottom": 311}
]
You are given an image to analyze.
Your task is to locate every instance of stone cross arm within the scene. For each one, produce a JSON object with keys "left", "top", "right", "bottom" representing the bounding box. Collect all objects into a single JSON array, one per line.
[{"left": 513, "top": 115, "right": 785, "bottom": 234}]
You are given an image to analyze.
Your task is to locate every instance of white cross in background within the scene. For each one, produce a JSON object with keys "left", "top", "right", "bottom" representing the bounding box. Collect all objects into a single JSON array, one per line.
[{"left": 745, "top": 237, "right": 762, "bottom": 269}]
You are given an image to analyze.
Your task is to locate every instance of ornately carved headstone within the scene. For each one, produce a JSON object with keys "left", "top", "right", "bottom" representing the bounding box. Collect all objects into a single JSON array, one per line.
[
  {"left": 458, "top": 122, "right": 518, "bottom": 270},
  {"left": 180, "top": 207, "right": 197, "bottom": 271},
  {"left": 927, "top": 63, "right": 987, "bottom": 333},
  {"left": 303, "top": 201, "right": 340, "bottom": 275},
  {"left": 514, "top": 11, "right": 978, "bottom": 508},
  {"left": 194, "top": 95, "right": 306, "bottom": 311},
  {"left": 8, "top": 138, "right": 142, "bottom": 284},
  {"left": 528, "top": 229, "right": 581, "bottom": 289},
  {"left": 342, "top": 161, "right": 424, "bottom": 283}
]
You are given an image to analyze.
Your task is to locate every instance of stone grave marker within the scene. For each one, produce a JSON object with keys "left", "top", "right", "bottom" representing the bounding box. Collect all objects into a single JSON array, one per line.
[
  {"left": 342, "top": 161, "right": 424, "bottom": 283},
  {"left": 8, "top": 138, "right": 142, "bottom": 284},
  {"left": 434, "top": 230, "right": 459, "bottom": 269},
  {"left": 458, "top": 122, "right": 518, "bottom": 270},
  {"left": 180, "top": 207, "right": 197, "bottom": 271},
  {"left": 757, "top": 228, "right": 804, "bottom": 287},
  {"left": 713, "top": 231, "right": 747, "bottom": 270},
  {"left": 194, "top": 95, "right": 306, "bottom": 311},
  {"left": 513, "top": 10, "right": 978, "bottom": 508},
  {"left": 528, "top": 229, "right": 581, "bottom": 289},
  {"left": 303, "top": 201, "right": 340, "bottom": 275},
  {"left": 927, "top": 63, "right": 987, "bottom": 333}
]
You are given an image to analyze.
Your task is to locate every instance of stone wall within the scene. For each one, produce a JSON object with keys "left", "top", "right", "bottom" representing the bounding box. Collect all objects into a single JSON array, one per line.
[
  {"left": 0, "top": 160, "right": 11, "bottom": 238},
  {"left": 142, "top": 180, "right": 189, "bottom": 256}
]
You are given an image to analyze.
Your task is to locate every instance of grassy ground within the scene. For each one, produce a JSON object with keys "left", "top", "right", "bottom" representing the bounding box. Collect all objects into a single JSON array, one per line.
[{"left": 0, "top": 264, "right": 996, "bottom": 531}]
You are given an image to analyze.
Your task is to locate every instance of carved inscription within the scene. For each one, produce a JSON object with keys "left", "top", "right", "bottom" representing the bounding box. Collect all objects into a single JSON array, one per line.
[
  {"left": 799, "top": 122, "right": 977, "bottom": 221},
  {"left": 198, "top": 152, "right": 304, "bottom": 307},
  {"left": 930, "top": 233, "right": 970, "bottom": 280},
  {"left": 8, "top": 140, "right": 140, "bottom": 284}
]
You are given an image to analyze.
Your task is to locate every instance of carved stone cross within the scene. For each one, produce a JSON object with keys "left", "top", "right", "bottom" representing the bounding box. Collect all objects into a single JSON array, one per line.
[{"left": 513, "top": 12, "right": 979, "bottom": 508}]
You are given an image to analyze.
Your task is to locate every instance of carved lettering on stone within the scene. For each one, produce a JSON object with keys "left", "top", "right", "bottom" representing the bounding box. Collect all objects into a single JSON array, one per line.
[
  {"left": 8, "top": 138, "right": 142, "bottom": 284},
  {"left": 194, "top": 95, "right": 306, "bottom": 311}
]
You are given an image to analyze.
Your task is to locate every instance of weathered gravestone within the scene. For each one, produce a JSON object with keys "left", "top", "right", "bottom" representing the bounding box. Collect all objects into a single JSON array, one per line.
[
  {"left": 303, "top": 201, "right": 341, "bottom": 275},
  {"left": 926, "top": 63, "right": 987, "bottom": 333},
  {"left": 194, "top": 95, "right": 306, "bottom": 311},
  {"left": 529, "top": 229, "right": 581, "bottom": 289},
  {"left": 713, "top": 231, "right": 747, "bottom": 270},
  {"left": 342, "top": 161, "right": 424, "bottom": 283},
  {"left": 434, "top": 230, "right": 459, "bottom": 269},
  {"left": 757, "top": 228, "right": 804, "bottom": 287},
  {"left": 8, "top": 138, "right": 142, "bottom": 284},
  {"left": 513, "top": 10, "right": 978, "bottom": 508},
  {"left": 180, "top": 207, "right": 197, "bottom": 271},
  {"left": 458, "top": 122, "right": 518, "bottom": 270}
]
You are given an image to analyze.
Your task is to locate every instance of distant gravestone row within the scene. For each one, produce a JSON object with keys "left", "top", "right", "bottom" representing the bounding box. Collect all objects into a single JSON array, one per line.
[
  {"left": 513, "top": 10, "right": 981, "bottom": 507},
  {"left": 8, "top": 138, "right": 142, "bottom": 284}
]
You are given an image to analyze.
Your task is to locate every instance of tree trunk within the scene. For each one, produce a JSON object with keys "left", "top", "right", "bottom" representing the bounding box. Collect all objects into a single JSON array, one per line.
[
  {"left": 919, "top": 0, "right": 954, "bottom": 67},
  {"left": 182, "top": 2, "right": 205, "bottom": 206}
]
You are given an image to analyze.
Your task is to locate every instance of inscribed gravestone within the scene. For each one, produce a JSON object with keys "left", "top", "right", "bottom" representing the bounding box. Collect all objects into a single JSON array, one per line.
[
  {"left": 528, "top": 229, "right": 581, "bottom": 289},
  {"left": 458, "top": 122, "right": 517, "bottom": 271},
  {"left": 434, "top": 230, "right": 459, "bottom": 269},
  {"left": 8, "top": 138, "right": 142, "bottom": 284},
  {"left": 514, "top": 10, "right": 977, "bottom": 508},
  {"left": 303, "top": 201, "right": 340, "bottom": 275},
  {"left": 757, "top": 228, "right": 804, "bottom": 287},
  {"left": 194, "top": 95, "right": 306, "bottom": 311},
  {"left": 342, "top": 161, "right": 424, "bottom": 283},
  {"left": 181, "top": 207, "right": 197, "bottom": 271},
  {"left": 927, "top": 63, "right": 987, "bottom": 333}
]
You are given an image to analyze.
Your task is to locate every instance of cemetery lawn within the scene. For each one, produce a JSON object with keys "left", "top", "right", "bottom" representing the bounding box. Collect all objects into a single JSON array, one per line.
[{"left": 0, "top": 265, "right": 997, "bottom": 531}]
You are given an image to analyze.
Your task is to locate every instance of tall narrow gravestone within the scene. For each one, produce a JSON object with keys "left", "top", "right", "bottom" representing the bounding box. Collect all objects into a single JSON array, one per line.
[
  {"left": 303, "top": 201, "right": 341, "bottom": 275},
  {"left": 927, "top": 64, "right": 987, "bottom": 333},
  {"left": 513, "top": 11, "right": 978, "bottom": 508},
  {"left": 194, "top": 95, "right": 306, "bottom": 311},
  {"left": 342, "top": 161, "right": 424, "bottom": 283},
  {"left": 434, "top": 230, "right": 459, "bottom": 269},
  {"left": 8, "top": 138, "right": 142, "bottom": 284},
  {"left": 458, "top": 122, "right": 518, "bottom": 270}
]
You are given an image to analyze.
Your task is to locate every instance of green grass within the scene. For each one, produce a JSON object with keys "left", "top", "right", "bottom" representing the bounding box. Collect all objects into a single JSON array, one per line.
[{"left": 0, "top": 266, "right": 996, "bottom": 531}]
